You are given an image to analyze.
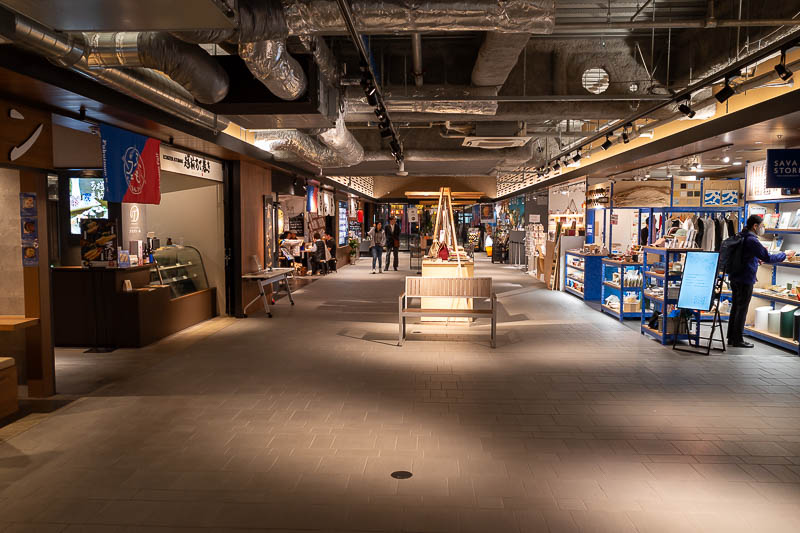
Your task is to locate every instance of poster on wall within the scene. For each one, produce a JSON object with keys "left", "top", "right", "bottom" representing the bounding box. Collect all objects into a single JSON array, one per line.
[
  {"left": 19, "top": 192, "right": 38, "bottom": 266},
  {"left": 480, "top": 203, "right": 495, "bottom": 223},
  {"left": 99, "top": 124, "right": 161, "bottom": 204},
  {"left": 408, "top": 206, "right": 419, "bottom": 223}
]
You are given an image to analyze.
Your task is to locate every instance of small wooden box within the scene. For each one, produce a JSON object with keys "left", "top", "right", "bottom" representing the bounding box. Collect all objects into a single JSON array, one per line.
[
  {"left": 0, "top": 358, "right": 18, "bottom": 420},
  {"left": 623, "top": 301, "right": 641, "bottom": 313}
]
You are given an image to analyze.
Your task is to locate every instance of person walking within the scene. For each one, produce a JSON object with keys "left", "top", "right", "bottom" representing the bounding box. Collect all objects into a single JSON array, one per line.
[
  {"left": 367, "top": 221, "right": 385, "bottom": 274},
  {"left": 385, "top": 215, "right": 401, "bottom": 271},
  {"left": 727, "top": 214, "right": 795, "bottom": 348}
]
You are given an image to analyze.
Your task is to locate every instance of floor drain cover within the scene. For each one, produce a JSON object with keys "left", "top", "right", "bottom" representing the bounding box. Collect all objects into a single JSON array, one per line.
[{"left": 391, "top": 471, "right": 413, "bottom": 479}]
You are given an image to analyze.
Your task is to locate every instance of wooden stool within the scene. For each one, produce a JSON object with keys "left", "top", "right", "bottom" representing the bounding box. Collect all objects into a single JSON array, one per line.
[{"left": 0, "top": 357, "right": 18, "bottom": 420}]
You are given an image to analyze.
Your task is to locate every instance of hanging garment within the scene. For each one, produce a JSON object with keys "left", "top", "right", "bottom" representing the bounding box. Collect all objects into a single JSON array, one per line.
[
  {"left": 703, "top": 216, "right": 716, "bottom": 251},
  {"left": 695, "top": 217, "right": 705, "bottom": 248},
  {"left": 681, "top": 217, "right": 694, "bottom": 232},
  {"left": 726, "top": 218, "right": 736, "bottom": 238},
  {"left": 714, "top": 217, "right": 724, "bottom": 251}
]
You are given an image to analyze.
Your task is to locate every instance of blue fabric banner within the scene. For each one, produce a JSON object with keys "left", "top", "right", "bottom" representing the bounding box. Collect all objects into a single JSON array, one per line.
[{"left": 100, "top": 125, "right": 161, "bottom": 204}]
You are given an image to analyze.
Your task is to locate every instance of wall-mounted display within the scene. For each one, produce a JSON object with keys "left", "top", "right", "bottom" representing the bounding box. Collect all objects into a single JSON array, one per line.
[
  {"left": 672, "top": 179, "right": 701, "bottom": 207},
  {"left": 69, "top": 177, "right": 108, "bottom": 235},
  {"left": 612, "top": 182, "right": 670, "bottom": 207}
]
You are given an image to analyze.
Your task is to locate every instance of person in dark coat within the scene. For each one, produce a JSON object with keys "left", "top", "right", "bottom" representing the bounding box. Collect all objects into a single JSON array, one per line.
[
  {"left": 384, "top": 215, "right": 401, "bottom": 271},
  {"left": 727, "top": 215, "right": 795, "bottom": 347}
]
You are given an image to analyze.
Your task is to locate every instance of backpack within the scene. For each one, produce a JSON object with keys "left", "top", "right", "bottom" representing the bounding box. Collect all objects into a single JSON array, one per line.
[{"left": 719, "top": 232, "right": 746, "bottom": 275}]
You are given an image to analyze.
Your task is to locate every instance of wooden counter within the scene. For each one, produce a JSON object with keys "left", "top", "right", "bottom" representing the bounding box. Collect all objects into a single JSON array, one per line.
[
  {"left": 52, "top": 265, "right": 216, "bottom": 348},
  {"left": 421, "top": 260, "right": 474, "bottom": 322},
  {"left": 0, "top": 316, "right": 39, "bottom": 331}
]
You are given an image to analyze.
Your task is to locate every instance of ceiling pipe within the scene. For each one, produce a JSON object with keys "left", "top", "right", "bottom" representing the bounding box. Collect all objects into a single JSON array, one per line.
[
  {"left": 84, "top": 31, "right": 230, "bottom": 104},
  {"left": 553, "top": 19, "right": 800, "bottom": 32},
  {"left": 0, "top": 8, "right": 229, "bottom": 132},
  {"left": 411, "top": 33, "right": 423, "bottom": 87},
  {"left": 239, "top": 39, "right": 306, "bottom": 100}
]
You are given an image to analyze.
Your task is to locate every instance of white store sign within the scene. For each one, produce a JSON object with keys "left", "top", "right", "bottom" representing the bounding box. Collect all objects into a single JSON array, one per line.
[{"left": 160, "top": 146, "right": 223, "bottom": 182}]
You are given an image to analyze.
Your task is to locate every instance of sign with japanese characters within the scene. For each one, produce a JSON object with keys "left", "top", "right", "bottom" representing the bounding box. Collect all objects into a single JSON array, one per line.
[{"left": 160, "top": 146, "right": 223, "bottom": 182}]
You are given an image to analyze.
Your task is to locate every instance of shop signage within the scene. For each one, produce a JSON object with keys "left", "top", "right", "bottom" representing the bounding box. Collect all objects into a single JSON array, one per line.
[
  {"left": 610, "top": 214, "right": 619, "bottom": 224},
  {"left": 100, "top": 125, "right": 161, "bottom": 204},
  {"left": 160, "top": 146, "right": 223, "bottom": 182},
  {"left": 408, "top": 206, "right": 419, "bottom": 223},
  {"left": 1, "top": 99, "right": 53, "bottom": 169},
  {"left": 529, "top": 214, "right": 540, "bottom": 223},
  {"left": 766, "top": 149, "right": 800, "bottom": 188},
  {"left": 20, "top": 192, "right": 38, "bottom": 267}
]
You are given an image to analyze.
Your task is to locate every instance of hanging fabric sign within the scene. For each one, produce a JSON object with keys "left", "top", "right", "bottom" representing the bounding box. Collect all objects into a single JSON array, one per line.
[
  {"left": 306, "top": 185, "right": 318, "bottom": 213},
  {"left": 100, "top": 125, "right": 161, "bottom": 204},
  {"left": 766, "top": 149, "right": 800, "bottom": 188}
]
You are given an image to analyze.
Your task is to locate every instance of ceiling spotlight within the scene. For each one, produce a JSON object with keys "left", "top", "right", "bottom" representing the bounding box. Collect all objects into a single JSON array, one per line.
[
  {"left": 621, "top": 130, "right": 630, "bottom": 144},
  {"left": 775, "top": 50, "right": 793, "bottom": 81},
  {"left": 374, "top": 106, "right": 388, "bottom": 121},
  {"left": 378, "top": 118, "right": 393, "bottom": 138},
  {"left": 364, "top": 86, "right": 379, "bottom": 107},
  {"left": 572, "top": 151, "right": 582, "bottom": 163},
  {"left": 601, "top": 135, "right": 613, "bottom": 150},
  {"left": 553, "top": 161, "right": 561, "bottom": 172},
  {"left": 722, "top": 155, "right": 731, "bottom": 163},
  {"left": 389, "top": 138, "right": 402, "bottom": 157},
  {"left": 715, "top": 77, "right": 735, "bottom": 103},
  {"left": 677, "top": 99, "right": 696, "bottom": 118}
]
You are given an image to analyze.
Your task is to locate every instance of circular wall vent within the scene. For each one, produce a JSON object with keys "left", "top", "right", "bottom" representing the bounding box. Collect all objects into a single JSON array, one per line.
[{"left": 582, "top": 68, "right": 610, "bottom": 94}]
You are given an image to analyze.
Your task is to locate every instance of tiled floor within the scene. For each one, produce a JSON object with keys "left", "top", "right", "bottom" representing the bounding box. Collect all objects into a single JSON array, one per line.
[{"left": 2, "top": 254, "right": 800, "bottom": 532}]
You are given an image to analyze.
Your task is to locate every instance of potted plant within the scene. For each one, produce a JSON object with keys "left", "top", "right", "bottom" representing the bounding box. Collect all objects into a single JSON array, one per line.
[{"left": 348, "top": 237, "right": 360, "bottom": 264}]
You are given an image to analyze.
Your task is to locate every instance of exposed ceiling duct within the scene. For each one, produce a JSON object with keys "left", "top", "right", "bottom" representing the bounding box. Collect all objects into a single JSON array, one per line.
[
  {"left": 239, "top": 39, "right": 306, "bottom": 100},
  {"left": 363, "top": 142, "right": 534, "bottom": 166},
  {"left": 255, "top": 117, "right": 364, "bottom": 168},
  {"left": 84, "top": 31, "right": 230, "bottom": 104},
  {"left": 282, "top": 0, "right": 555, "bottom": 34},
  {"left": 344, "top": 85, "right": 499, "bottom": 116},
  {"left": 0, "top": 7, "right": 229, "bottom": 131},
  {"left": 472, "top": 32, "right": 533, "bottom": 88}
]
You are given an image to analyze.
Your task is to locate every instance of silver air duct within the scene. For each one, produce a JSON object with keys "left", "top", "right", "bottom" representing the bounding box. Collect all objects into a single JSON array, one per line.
[
  {"left": 255, "top": 121, "right": 364, "bottom": 168},
  {"left": 344, "top": 85, "right": 499, "bottom": 116},
  {"left": 0, "top": 10, "right": 229, "bottom": 132},
  {"left": 239, "top": 39, "right": 307, "bottom": 100},
  {"left": 84, "top": 31, "right": 230, "bottom": 104},
  {"left": 298, "top": 35, "right": 339, "bottom": 87},
  {"left": 363, "top": 143, "right": 534, "bottom": 166},
  {"left": 282, "top": 0, "right": 555, "bottom": 34},
  {"left": 472, "top": 32, "right": 532, "bottom": 88}
]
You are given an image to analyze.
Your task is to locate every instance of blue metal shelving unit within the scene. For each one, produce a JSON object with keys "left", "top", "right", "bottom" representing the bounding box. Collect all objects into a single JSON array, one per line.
[
  {"left": 564, "top": 251, "right": 603, "bottom": 301},
  {"left": 600, "top": 258, "right": 645, "bottom": 321},
  {"left": 640, "top": 246, "right": 700, "bottom": 345}
]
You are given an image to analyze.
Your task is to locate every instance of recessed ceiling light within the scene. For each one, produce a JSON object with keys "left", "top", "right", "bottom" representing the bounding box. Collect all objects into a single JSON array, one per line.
[
  {"left": 733, "top": 161, "right": 743, "bottom": 166},
  {"left": 722, "top": 156, "right": 731, "bottom": 163},
  {"left": 755, "top": 141, "right": 763, "bottom": 144}
]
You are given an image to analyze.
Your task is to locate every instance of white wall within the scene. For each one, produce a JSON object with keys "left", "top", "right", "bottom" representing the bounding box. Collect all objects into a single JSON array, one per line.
[
  {"left": 0, "top": 168, "right": 26, "bottom": 367},
  {"left": 144, "top": 173, "right": 225, "bottom": 312}
]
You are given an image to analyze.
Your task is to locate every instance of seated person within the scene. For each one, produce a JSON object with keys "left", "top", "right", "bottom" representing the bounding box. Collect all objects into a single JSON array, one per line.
[
  {"left": 280, "top": 231, "right": 305, "bottom": 269},
  {"left": 308, "top": 232, "right": 327, "bottom": 275},
  {"left": 324, "top": 233, "right": 337, "bottom": 272}
]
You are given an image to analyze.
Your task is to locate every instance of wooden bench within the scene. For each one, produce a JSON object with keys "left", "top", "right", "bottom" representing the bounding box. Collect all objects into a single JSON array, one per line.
[
  {"left": 399, "top": 277, "right": 497, "bottom": 348},
  {"left": 0, "top": 357, "right": 18, "bottom": 420}
]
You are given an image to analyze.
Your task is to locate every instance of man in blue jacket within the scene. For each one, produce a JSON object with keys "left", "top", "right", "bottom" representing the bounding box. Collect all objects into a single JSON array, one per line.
[{"left": 728, "top": 214, "right": 795, "bottom": 348}]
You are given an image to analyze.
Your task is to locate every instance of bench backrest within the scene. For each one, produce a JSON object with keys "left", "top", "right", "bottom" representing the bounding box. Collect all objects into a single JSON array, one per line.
[{"left": 405, "top": 276, "right": 492, "bottom": 298}]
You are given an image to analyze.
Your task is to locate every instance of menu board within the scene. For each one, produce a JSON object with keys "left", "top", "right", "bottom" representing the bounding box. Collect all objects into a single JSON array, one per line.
[
  {"left": 677, "top": 252, "right": 720, "bottom": 311},
  {"left": 69, "top": 177, "right": 108, "bottom": 235},
  {"left": 288, "top": 214, "right": 304, "bottom": 236},
  {"left": 80, "top": 218, "right": 118, "bottom": 267}
]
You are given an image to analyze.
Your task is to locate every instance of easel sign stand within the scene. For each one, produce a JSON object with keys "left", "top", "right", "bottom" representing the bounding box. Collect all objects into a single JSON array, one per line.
[{"left": 673, "top": 251, "right": 726, "bottom": 356}]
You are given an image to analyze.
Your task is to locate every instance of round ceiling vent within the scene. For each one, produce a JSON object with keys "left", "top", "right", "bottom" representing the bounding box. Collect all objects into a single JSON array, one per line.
[{"left": 582, "top": 67, "right": 610, "bottom": 94}]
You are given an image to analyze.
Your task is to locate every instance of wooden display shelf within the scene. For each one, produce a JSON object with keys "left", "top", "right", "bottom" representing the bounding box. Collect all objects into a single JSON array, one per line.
[
  {"left": 744, "top": 326, "right": 799, "bottom": 350},
  {"left": 751, "top": 291, "right": 800, "bottom": 307},
  {"left": 764, "top": 228, "right": 800, "bottom": 234},
  {"left": 565, "top": 285, "right": 584, "bottom": 298},
  {"left": 566, "top": 263, "right": 584, "bottom": 271},
  {"left": 0, "top": 315, "right": 39, "bottom": 332}
]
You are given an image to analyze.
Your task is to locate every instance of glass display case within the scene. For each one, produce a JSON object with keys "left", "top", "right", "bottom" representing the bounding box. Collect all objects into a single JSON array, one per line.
[{"left": 149, "top": 245, "right": 209, "bottom": 298}]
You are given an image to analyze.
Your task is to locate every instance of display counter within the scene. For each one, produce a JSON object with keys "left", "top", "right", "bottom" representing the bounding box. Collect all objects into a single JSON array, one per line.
[
  {"left": 601, "top": 258, "right": 644, "bottom": 321},
  {"left": 53, "top": 245, "right": 216, "bottom": 348}
]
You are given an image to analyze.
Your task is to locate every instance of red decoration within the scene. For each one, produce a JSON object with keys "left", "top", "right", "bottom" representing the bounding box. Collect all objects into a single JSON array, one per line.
[
  {"left": 438, "top": 243, "right": 449, "bottom": 261},
  {"left": 357, "top": 209, "right": 364, "bottom": 223}
]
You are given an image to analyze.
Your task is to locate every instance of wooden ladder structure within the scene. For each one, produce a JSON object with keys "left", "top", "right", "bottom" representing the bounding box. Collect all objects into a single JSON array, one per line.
[{"left": 428, "top": 187, "right": 464, "bottom": 275}]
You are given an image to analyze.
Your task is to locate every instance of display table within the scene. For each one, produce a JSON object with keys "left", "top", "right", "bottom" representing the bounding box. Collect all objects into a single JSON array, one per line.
[
  {"left": 242, "top": 267, "right": 295, "bottom": 317},
  {"left": 0, "top": 316, "right": 39, "bottom": 331},
  {"left": 421, "top": 259, "right": 474, "bottom": 322}
]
